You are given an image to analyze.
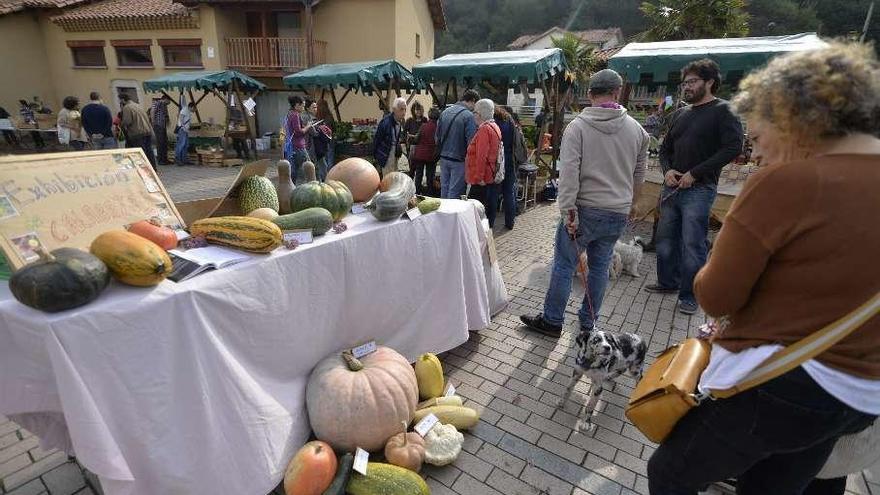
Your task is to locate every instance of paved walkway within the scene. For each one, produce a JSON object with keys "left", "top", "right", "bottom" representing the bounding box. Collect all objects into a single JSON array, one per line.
[{"left": 0, "top": 162, "right": 876, "bottom": 494}]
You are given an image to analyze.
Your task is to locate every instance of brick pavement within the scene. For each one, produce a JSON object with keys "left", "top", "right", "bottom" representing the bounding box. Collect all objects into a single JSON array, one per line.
[{"left": 1, "top": 166, "right": 877, "bottom": 494}]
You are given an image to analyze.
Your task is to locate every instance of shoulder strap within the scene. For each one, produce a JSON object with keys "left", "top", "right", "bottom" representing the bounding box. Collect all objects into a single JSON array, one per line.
[
  {"left": 711, "top": 292, "right": 880, "bottom": 399},
  {"left": 438, "top": 107, "right": 467, "bottom": 149}
]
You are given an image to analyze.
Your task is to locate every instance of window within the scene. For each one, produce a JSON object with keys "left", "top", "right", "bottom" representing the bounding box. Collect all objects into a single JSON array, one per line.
[
  {"left": 112, "top": 40, "right": 153, "bottom": 67},
  {"left": 415, "top": 33, "right": 421, "bottom": 58},
  {"left": 67, "top": 40, "right": 106, "bottom": 67},
  {"left": 159, "top": 39, "right": 202, "bottom": 67}
]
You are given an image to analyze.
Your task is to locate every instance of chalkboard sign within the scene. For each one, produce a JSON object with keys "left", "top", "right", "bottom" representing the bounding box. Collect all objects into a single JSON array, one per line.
[{"left": 0, "top": 149, "right": 185, "bottom": 270}]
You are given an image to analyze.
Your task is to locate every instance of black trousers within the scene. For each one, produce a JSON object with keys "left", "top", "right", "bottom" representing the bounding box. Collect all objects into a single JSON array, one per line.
[
  {"left": 468, "top": 183, "right": 501, "bottom": 228},
  {"left": 128, "top": 134, "right": 157, "bottom": 170},
  {"left": 409, "top": 159, "right": 437, "bottom": 196},
  {"left": 153, "top": 125, "right": 168, "bottom": 164},
  {"left": 232, "top": 138, "right": 250, "bottom": 159},
  {"left": 648, "top": 367, "right": 875, "bottom": 495}
]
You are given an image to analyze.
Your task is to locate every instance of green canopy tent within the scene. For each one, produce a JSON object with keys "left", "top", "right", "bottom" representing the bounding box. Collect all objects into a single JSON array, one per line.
[
  {"left": 282, "top": 60, "right": 425, "bottom": 120},
  {"left": 143, "top": 70, "right": 268, "bottom": 156},
  {"left": 413, "top": 48, "right": 570, "bottom": 169},
  {"left": 609, "top": 33, "right": 828, "bottom": 83}
]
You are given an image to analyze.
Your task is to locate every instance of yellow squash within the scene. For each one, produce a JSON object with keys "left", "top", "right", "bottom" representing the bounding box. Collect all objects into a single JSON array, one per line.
[
  {"left": 190, "top": 216, "right": 282, "bottom": 253},
  {"left": 90, "top": 230, "right": 172, "bottom": 287},
  {"left": 414, "top": 352, "right": 444, "bottom": 400},
  {"left": 411, "top": 405, "right": 479, "bottom": 430}
]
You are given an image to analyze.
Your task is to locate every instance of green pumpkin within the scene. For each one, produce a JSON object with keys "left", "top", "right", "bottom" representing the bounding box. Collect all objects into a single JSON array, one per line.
[
  {"left": 291, "top": 161, "right": 352, "bottom": 221},
  {"left": 9, "top": 247, "right": 110, "bottom": 312}
]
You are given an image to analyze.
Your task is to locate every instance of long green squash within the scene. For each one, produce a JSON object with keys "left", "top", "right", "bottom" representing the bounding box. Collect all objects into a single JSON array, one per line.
[
  {"left": 272, "top": 208, "right": 334, "bottom": 236},
  {"left": 365, "top": 172, "right": 416, "bottom": 221}
]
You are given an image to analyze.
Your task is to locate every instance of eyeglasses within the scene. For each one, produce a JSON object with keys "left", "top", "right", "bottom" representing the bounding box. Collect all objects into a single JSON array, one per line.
[{"left": 680, "top": 78, "right": 704, "bottom": 88}]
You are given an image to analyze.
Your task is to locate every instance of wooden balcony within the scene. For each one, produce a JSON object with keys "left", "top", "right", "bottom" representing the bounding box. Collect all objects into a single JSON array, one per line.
[{"left": 225, "top": 37, "right": 326, "bottom": 75}]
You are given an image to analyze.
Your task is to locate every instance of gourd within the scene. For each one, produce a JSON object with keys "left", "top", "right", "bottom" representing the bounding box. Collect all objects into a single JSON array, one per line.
[
  {"left": 306, "top": 347, "right": 418, "bottom": 452},
  {"left": 272, "top": 208, "right": 334, "bottom": 236},
  {"left": 411, "top": 406, "right": 479, "bottom": 430},
  {"left": 365, "top": 172, "right": 416, "bottom": 221},
  {"left": 424, "top": 423, "right": 464, "bottom": 466},
  {"left": 417, "top": 396, "right": 463, "bottom": 410},
  {"left": 414, "top": 353, "right": 444, "bottom": 400},
  {"left": 238, "top": 175, "right": 279, "bottom": 214},
  {"left": 416, "top": 197, "right": 441, "bottom": 215},
  {"left": 127, "top": 218, "right": 178, "bottom": 250},
  {"left": 321, "top": 452, "right": 353, "bottom": 495},
  {"left": 90, "top": 230, "right": 172, "bottom": 287},
  {"left": 283, "top": 440, "right": 337, "bottom": 495},
  {"left": 247, "top": 208, "right": 279, "bottom": 221},
  {"left": 384, "top": 421, "right": 426, "bottom": 473},
  {"left": 189, "top": 216, "right": 282, "bottom": 253},
  {"left": 345, "top": 463, "right": 430, "bottom": 495},
  {"left": 9, "top": 245, "right": 110, "bottom": 312},
  {"left": 327, "top": 157, "right": 380, "bottom": 202},
  {"left": 277, "top": 159, "right": 295, "bottom": 214},
  {"left": 290, "top": 161, "right": 352, "bottom": 221}
]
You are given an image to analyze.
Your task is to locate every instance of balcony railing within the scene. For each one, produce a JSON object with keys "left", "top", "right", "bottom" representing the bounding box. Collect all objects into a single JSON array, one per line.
[{"left": 225, "top": 37, "right": 326, "bottom": 72}]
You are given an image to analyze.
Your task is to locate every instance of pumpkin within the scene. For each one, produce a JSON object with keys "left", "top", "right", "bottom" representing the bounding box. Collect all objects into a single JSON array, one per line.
[
  {"left": 414, "top": 352, "right": 444, "bottom": 400},
  {"left": 306, "top": 347, "right": 418, "bottom": 452},
  {"left": 366, "top": 172, "right": 416, "bottom": 221},
  {"left": 90, "top": 230, "right": 172, "bottom": 287},
  {"left": 127, "top": 218, "right": 178, "bottom": 250},
  {"left": 9, "top": 245, "right": 110, "bottom": 312},
  {"left": 291, "top": 161, "right": 352, "bottom": 221},
  {"left": 384, "top": 421, "right": 426, "bottom": 472},
  {"left": 327, "top": 157, "right": 380, "bottom": 202},
  {"left": 345, "top": 463, "right": 430, "bottom": 495},
  {"left": 283, "top": 440, "right": 337, "bottom": 495}
]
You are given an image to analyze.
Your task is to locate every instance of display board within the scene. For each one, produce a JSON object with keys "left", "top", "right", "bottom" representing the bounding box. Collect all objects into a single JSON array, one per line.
[{"left": 0, "top": 149, "right": 185, "bottom": 270}]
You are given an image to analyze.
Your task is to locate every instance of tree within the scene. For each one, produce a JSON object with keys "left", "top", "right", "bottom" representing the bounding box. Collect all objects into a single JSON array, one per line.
[
  {"left": 638, "top": 0, "right": 750, "bottom": 41},
  {"left": 747, "top": 0, "right": 820, "bottom": 36},
  {"left": 551, "top": 32, "right": 596, "bottom": 88}
]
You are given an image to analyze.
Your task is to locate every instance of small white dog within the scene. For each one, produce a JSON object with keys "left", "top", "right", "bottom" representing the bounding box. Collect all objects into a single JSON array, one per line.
[{"left": 610, "top": 237, "right": 644, "bottom": 278}]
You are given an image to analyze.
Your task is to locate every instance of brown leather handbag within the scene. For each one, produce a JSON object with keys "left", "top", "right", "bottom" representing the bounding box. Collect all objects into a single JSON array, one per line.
[{"left": 626, "top": 292, "right": 880, "bottom": 444}]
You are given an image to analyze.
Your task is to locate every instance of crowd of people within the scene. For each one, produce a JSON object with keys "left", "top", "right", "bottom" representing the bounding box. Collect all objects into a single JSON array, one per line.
[{"left": 519, "top": 42, "right": 879, "bottom": 495}]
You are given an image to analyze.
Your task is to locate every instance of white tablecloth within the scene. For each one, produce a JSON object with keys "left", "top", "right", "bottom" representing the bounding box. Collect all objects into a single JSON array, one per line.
[{"left": 0, "top": 199, "right": 490, "bottom": 495}]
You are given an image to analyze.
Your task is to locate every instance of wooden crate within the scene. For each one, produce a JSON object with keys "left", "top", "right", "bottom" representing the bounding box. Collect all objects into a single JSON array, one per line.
[
  {"left": 223, "top": 158, "right": 244, "bottom": 167},
  {"left": 197, "top": 149, "right": 227, "bottom": 167},
  {"left": 35, "top": 114, "right": 55, "bottom": 130}
]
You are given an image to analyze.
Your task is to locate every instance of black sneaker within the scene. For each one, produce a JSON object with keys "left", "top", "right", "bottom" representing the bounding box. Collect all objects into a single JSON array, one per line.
[
  {"left": 679, "top": 300, "right": 698, "bottom": 315},
  {"left": 644, "top": 284, "right": 678, "bottom": 294},
  {"left": 520, "top": 314, "right": 562, "bottom": 338}
]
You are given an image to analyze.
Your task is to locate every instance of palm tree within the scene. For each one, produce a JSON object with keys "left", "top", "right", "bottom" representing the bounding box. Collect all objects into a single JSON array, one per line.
[
  {"left": 551, "top": 32, "right": 596, "bottom": 108},
  {"left": 639, "top": 0, "right": 750, "bottom": 41}
]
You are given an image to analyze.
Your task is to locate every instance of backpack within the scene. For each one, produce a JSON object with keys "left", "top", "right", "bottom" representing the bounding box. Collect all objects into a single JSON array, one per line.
[
  {"left": 489, "top": 125, "right": 505, "bottom": 184},
  {"left": 512, "top": 125, "right": 528, "bottom": 165}
]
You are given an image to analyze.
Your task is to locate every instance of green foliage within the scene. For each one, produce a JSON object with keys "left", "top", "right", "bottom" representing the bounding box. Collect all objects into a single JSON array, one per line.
[
  {"left": 638, "top": 0, "right": 750, "bottom": 41},
  {"left": 550, "top": 32, "right": 596, "bottom": 87}
]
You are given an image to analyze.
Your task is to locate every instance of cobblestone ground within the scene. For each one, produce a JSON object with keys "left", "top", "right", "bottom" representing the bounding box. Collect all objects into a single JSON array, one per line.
[{"left": 1, "top": 162, "right": 877, "bottom": 494}]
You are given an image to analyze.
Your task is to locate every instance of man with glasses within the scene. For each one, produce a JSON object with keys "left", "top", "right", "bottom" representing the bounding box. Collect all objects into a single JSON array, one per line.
[{"left": 644, "top": 59, "right": 744, "bottom": 315}]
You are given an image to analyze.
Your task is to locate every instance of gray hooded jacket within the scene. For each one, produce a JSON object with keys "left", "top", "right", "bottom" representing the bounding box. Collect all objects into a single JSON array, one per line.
[{"left": 557, "top": 106, "right": 649, "bottom": 215}]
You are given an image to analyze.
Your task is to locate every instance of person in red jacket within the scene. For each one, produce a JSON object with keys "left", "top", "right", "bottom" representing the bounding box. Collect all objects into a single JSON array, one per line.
[
  {"left": 410, "top": 106, "right": 440, "bottom": 196},
  {"left": 465, "top": 99, "right": 502, "bottom": 224}
]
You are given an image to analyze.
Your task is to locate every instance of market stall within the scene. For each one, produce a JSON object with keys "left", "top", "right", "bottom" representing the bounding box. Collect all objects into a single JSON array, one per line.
[
  {"left": 143, "top": 70, "right": 268, "bottom": 162},
  {"left": 283, "top": 60, "right": 426, "bottom": 158},
  {"left": 413, "top": 48, "right": 570, "bottom": 170}
]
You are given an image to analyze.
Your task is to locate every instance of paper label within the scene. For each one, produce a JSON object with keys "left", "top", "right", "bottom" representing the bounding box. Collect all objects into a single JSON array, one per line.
[
  {"left": 405, "top": 207, "right": 422, "bottom": 220},
  {"left": 486, "top": 233, "right": 498, "bottom": 265},
  {"left": 351, "top": 340, "right": 377, "bottom": 359},
  {"left": 444, "top": 382, "right": 456, "bottom": 397},
  {"left": 414, "top": 413, "right": 440, "bottom": 437},
  {"left": 351, "top": 203, "right": 368, "bottom": 214},
  {"left": 353, "top": 447, "right": 369, "bottom": 475},
  {"left": 283, "top": 229, "right": 313, "bottom": 245}
]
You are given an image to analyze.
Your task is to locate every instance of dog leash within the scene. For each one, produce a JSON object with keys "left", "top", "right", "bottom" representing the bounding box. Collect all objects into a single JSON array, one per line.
[{"left": 568, "top": 210, "right": 597, "bottom": 325}]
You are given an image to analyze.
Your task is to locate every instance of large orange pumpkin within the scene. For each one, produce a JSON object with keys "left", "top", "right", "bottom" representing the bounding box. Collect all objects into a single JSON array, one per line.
[
  {"left": 283, "top": 440, "right": 337, "bottom": 495},
  {"left": 306, "top": 347, "right": 418, "bottom": 452},
  {"left": 327, "top": 157, "right": 380, "bottom": 202}
]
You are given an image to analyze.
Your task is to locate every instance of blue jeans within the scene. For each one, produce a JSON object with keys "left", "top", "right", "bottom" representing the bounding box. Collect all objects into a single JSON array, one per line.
[
  {"left": 542, "top": 207, "right": 627, "bottom": 329},
  {"left": 501, "top": 161, "right": 517, "bottom": 228},
  {"left": 175, "top": 128, "right": 189, "bottom": 164},
  {"left": 654, "top": 184, "right": 717, "bottom": 304},
  {"left": 93, "top": 136, "right": 117, "bottom": 150},
  {"left": 440, "top": 159, "right": 467, "bottom": 199}
]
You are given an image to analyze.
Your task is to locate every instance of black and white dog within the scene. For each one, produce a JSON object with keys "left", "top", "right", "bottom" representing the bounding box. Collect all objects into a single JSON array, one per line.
[{"left": 557, "top": 328, "right": 647, "bottom": 432}]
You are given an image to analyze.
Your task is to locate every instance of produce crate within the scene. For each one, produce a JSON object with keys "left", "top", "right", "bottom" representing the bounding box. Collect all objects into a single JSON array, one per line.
[
  {"left": 197, "top": 148, "right": 226, "bottom": 167},
  {"left": 10, "top": 116, "right": 36, "bottom": 130},
  {"left": 36, "top": 114, "right": 55, "bottom": 130},
  {"left": 337, "top": 141, "right": 372, "bottom": 158}
]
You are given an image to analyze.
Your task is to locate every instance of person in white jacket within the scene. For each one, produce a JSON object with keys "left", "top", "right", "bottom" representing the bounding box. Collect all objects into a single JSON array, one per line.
[
  {"left": 521, "top": 69, "right": 649, "bottom": 338},
  {"left": 175, "top": 102, "right": 194, "bottom": 166}
]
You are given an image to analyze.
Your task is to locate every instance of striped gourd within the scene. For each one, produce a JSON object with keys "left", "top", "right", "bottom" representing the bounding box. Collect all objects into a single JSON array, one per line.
[{"left": 190, "top": 216, "right": 282, "bottom": 253}]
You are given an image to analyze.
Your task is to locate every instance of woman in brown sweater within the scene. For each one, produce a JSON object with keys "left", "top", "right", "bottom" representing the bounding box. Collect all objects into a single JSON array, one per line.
[{"left": 648, "top": 43, "right": 880, "bottom": 495}]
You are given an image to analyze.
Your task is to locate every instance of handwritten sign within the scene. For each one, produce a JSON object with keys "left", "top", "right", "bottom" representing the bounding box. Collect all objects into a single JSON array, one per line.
[
  {"left": 405, "top": 207, "right": 422, "bottom": 221},
  {"left": 0, "top": 149, "right": 184, "bottom": 270},
  {"left": 414, "top": 413, "right": 440, "bottom": 437},
  {"left": 352, "top": 340, "right": 377, "bottom": 359},
  {"left": 283, "top": 229, "right": 313, "bottom": 245},
  {"left": 444, "top": 382, "right": 456, "bottom": 397}
]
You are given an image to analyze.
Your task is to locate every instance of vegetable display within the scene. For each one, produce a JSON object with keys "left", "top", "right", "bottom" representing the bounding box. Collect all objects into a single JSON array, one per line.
[
  {"left": 283, "top": 440, "right": 337, "bottom": 495},
  {"left": 414, "top": 353, "right": 444, "bottom": 400},
  {"left": 238, "top": 175, "right": 280, "bottom": 215},
  {"left": 273, "top": 208, "right": 334, "bottom": 236},
  {"left": 90, "top": 231, "right": 172, "bottom": 286},
  {"left": 9, "top": 246, "right": 110, "bottom": 312},
  {"left": 326, "top": 157, "right": 380, "bottom": 202},
  {"left": 189, "top": 216, "right": 282, "bottom": 253},
  {"left": 424, "top": 423, "right": 464, "bottom": 466},
  {"left": 345, "top": 462, "right": 430, "bottom": 495},
  {"left": 384, "top": 421, "right": 426, "bottom": 472},
  {"left": 306, "top": 347, "right": 418, "bottom": 452},
  {"left": 291, "top": 162, "right": 352, "bottom": 222},
  {"left": 365, "top": 172, "right": 416, "bottom": 221},
  {"left": 416, "top": 197, "right": 441, "bottom": 215}
]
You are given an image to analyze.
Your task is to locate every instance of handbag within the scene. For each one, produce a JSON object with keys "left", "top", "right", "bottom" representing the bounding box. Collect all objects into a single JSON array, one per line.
[{"left": 626, "top": 292, "right": 880, "bottom": 444}]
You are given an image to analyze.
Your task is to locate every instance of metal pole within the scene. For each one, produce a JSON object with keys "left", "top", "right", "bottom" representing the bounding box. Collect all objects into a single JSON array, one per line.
[{"left": 861, "top": 1, "right": 875, "bottom": 43}]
